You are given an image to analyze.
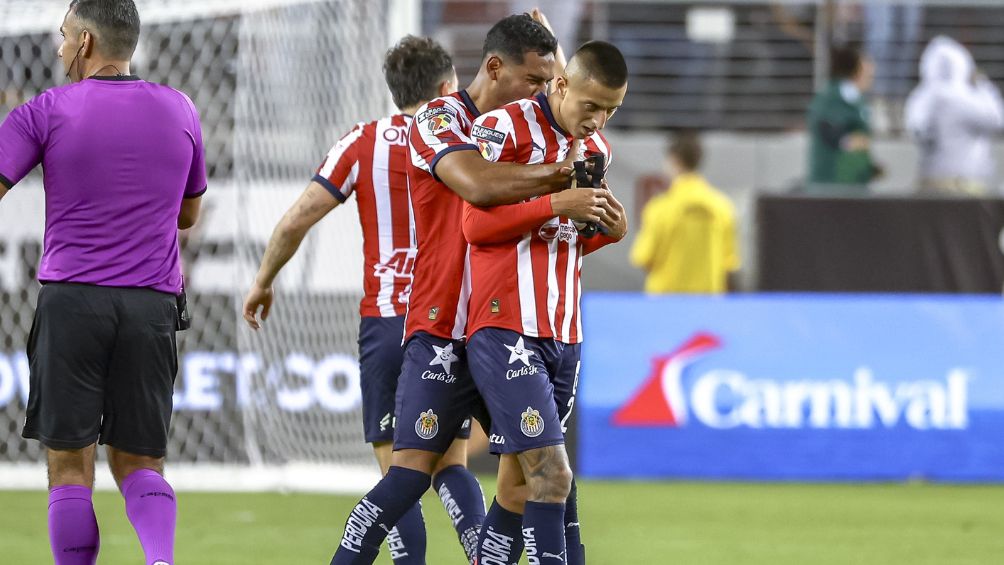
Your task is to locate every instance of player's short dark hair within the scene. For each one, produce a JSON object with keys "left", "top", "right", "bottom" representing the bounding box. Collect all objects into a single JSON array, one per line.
[
  {"left": 68, "top": 0, "right": 140, "bottom": 60},
  {"left": 830, "top": 45, "right": 863, "bottom": 80},
  {"left": 384, "top": 35, "right": 454, "bottom": 109},
  {"left": 481, "top": 13, "right": 557, "bottom": 64},
  {"left": 668, "top": 131, "right": 703, "bottom": 171},
  {"left": 569, "top": 41, "right": 628, "bottom": 88}
]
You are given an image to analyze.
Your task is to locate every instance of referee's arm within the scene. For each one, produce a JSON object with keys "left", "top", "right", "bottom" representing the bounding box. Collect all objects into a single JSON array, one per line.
[
  {"left": 178, "top": 194, "right": 202, "bottom": 229},
  {"left": 0, "top": 176, "right": 10, "bottom": 202}
]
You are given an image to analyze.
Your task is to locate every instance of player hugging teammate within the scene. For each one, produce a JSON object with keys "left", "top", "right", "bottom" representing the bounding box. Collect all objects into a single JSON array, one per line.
[{"left": 326, "top": 10, "right": 630, "bottom": 565}]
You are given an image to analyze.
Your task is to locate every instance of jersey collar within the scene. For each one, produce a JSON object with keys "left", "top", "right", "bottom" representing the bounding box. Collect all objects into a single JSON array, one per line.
[
  {"left": 536, "top": 92, "right": 570, "bottom": 138},
  {"left": 88, "top": 75, "right": 141, "bottom": 81},
  {"left": 459, "top": 89, "right": 481, "bottom": 117}
]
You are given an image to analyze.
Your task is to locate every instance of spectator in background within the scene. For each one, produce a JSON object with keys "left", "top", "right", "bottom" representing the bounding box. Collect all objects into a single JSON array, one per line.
[
  {"left": 905, "top": 36, "right": 1004, "bottom": 196},
  {"left": 807, "top": 45, "right": 880, "bottom": 195},
  {"left": 864, "top": 0, "right": 924, "bottom": 133},
  {"left": 630, "top": 132, "right": 740, "bottom": 294}
]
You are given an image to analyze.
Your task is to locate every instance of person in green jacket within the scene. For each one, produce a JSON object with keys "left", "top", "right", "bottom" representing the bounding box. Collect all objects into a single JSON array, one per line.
[{"left": 807, "top": 45, "right": 880, "bottom": 194}]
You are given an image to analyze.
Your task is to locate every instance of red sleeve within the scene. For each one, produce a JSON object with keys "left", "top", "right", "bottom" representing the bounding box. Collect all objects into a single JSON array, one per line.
[
  {"left": 463, "top": 195, "right": 554, "bottom": 245},
  {"left": 582, "top": 232, "right": 620, "bottom": 255}
]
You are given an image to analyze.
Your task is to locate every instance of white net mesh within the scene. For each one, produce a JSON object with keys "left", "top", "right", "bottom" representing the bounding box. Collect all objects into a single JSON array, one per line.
[{"left": 0, "top": 0, "right": 393, "bottom": 490}]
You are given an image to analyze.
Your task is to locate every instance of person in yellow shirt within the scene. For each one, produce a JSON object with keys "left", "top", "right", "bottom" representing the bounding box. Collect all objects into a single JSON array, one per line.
[{"left": 630, "top": 132, "right": 740, "bottom": 293}]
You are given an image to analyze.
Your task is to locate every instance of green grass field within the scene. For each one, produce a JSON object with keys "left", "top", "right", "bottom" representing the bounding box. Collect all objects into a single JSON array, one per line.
[{"left": 2, "top": 479, "right": 1002, "bottom": 564}]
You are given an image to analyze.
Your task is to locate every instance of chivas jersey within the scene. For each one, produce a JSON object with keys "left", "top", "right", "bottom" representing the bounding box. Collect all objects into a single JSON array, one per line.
[{"left": 314, "top": 114, "right": 416, "bottom": 317}]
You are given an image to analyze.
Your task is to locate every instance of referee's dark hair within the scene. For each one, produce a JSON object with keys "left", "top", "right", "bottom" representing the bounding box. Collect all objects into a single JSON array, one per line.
[
  {"left": 482, "top": 13, "right": 557, "bottom": 64},
  {"left": 569, "top": 41, "right": 628, "bottom": 88},
  {"left": 830, "top": 45, "right": 863, "bottom": 80},
  {"left": 668, "top": 131, "right": 703, "bottom": 172},
  {"left": 384, "top": 35, "right": 454, "bottom": 110},
  {"left": 68, "top": 0, "right": 141, "bottom": 60}
]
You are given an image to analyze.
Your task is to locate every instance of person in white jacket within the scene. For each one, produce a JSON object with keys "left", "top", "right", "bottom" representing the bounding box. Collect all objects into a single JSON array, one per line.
[{"left": 905, "top": 36, "right": 1004, "bottom": 195}]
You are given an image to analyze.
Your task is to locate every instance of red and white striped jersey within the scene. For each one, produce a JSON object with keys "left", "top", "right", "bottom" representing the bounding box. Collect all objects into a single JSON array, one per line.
[
  {"left": 314, "top": 114, "right": 416, "bottom": 318},
  {"left": 465, "top": 92, "right": 614, "bottom": 344},
  {"left": 404, "top": 90, "right": 483, "bottom": 341}
]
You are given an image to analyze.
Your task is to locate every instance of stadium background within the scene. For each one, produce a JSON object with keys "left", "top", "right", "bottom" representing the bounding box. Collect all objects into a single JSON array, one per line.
[{"left": 1, "top": 0, "right": 1003, "bottom": 563}]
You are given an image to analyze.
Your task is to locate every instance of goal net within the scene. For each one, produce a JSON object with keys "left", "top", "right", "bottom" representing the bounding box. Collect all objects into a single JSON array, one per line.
[{"left": 0, "top": 0, "right": 402, "bottom": 492}]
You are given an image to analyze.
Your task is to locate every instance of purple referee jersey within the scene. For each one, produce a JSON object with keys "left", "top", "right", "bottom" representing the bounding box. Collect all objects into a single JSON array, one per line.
[{"left": 0, "top": 75, "right": 207, "bottom": 294}]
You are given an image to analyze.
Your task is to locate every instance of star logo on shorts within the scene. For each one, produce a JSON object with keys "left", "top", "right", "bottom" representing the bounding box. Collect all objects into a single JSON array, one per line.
[
  {"left": 430, "top": 343, "right": 459, "bottom": 374},
  {"left": 504, "top": 336, "right": 535, "bottom": 366}
]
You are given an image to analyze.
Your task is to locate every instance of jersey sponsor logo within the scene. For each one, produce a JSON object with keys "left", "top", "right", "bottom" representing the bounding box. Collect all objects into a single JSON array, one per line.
[
  {"left": 415, "top": 409, "right": 440, "bottom": 439},
  {"left": 437, "top": 483, "right": 465, "bottom": 527},
  {"left": 417, "top": 106, "right": 450, "bottom": 122},
  {"left": 504, "top": 336, "right": 535, "bottom": 366},
  {"left": 374, "top": 248, "right": 417, "bottom": 278},
  {"left": 472, "top": 124, "right": 506, "bottom": 145},
  {"left": 506, "top": 364, "right": 539, "bottom": 380},
  {"left": 421, "top": 370, "right": 457, "bottom": 384},
  {"left": 537, "top": 219, "right": 578, "bottom": 243},
  {"left": 429, "top": 343, "right": 459, "bottom": 374},
  {"left": 382, "top": 126, "right": 409, "bottom": 146},
  {"left": 613, "top": 333, "right": 971, "bottom": 430},
  {"left": 427, "top": 113, "right": 454, "bottom": 135},
  {"left": 379, "top": 412, "right": 392, "bottom": 432},
  {"left": 520, "top": 406, "right": 545, "bottom": 437},
  {"left": 386, "top": 526, "right": 409, "bottom": 559},
  {"left": 477, "top": 138, "right": 494, "bottom": 160},
  {"left": 341, "top": 498, "right": 384, "bottom": 553},
  {"left": 479, "top": 526, "right": 516, "bottom": 565},
  {"left": 489, "top": 433, "right": 506, "bottom": 445},
  {"left": 523, "top": 527, "right": 539, "bottom": 563}
]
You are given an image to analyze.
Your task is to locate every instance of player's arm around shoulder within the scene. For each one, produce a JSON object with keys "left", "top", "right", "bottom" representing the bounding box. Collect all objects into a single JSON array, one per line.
[{"left": 435, "top": 109, "right": 577, "bottom": 207}]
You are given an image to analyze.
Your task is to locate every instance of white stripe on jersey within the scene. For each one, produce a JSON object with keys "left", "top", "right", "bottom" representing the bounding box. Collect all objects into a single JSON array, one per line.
[
  {"left": 545, "top": 235, "right": 559, "bottom": 338},
  {"left": 517, "top": 236, "right": 538, "bottom": 337},
  {"left": 575, "top": 251, "right": 584, "bottom": 340},
  {"left": 451, "top": 245, "right": 472, "bottom": 340},
  {"left": 373, "top": 117, "right": 398, "bottom": 317},
  {"left": 318, "top": 124, "right": 365, "bottom": 195},
  {"left": 523, "top": 104, "right": 548, "bottom": 165},
  {"left": 561, "top": 241, "right": 578, "bottom": 341}
]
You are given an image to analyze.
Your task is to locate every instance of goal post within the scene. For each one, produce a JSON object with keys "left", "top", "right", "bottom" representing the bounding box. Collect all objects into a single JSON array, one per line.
[{"left": 0, "top": 0, "right": 417, "bottom": 493}]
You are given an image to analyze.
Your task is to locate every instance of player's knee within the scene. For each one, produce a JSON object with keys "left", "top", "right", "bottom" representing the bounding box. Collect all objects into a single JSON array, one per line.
[
  {"left": 46, "top": 446, "right": 96, "bottom": 488},
  {"left": 526, "top": 459, "right": 573, "bottom": 503},
  {"left": 496, "top": 481, "right": 529, "bottom": 514},
  {"left": 392, "top": 448, "right": 440, "bottom": 475},
  {"left": 434, "top": 439, "right": 468, "bottom": 473},
  {"left": 106, "top": 446, "right": 164, "bottom": 489}
]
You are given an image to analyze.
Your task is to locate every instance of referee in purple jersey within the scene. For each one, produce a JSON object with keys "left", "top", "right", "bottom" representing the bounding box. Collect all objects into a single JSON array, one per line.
[{"left": 0, "top": 2, "right": 205, "bottom": 564}]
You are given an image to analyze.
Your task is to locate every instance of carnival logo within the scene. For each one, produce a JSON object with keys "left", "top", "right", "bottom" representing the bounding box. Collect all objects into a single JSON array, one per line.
[{"left": 613, "top": 333, "right": 970, "bottom": 430}]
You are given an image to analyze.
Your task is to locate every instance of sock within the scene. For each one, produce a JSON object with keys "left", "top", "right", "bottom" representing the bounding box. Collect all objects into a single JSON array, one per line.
[
  {"left": 523, "top": 501, "right": 567, "bottom": 565},
  {"left": 48, "top": 485, "right": 100, "bottom": 565},
  {"left": 565, "top": 479, "right": 585, "bottom": 565},
  {"left": 477, "top": 498, "right": 523, "bottom": 565},
  {"left": 433, "top": 465, "right": 486, "bottom": 564},
  {"left": 386, "top": 501, "right": 425, "bottom": 565},
  {"left": 330, "top": 466, "right": 431, "bottom": 565},
  {"left": 121, "top": 469, "right": 176, "bottom": 565}
]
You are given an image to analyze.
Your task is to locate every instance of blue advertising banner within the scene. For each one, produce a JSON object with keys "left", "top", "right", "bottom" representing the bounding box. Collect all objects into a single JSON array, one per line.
[{"left": 579, "top": 293, "right": 1004, "bottom": 481}]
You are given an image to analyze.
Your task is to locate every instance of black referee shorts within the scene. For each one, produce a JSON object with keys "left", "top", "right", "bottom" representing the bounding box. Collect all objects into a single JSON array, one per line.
[{"left": 22, "top": 282, "right": 179, "bottom": 458}]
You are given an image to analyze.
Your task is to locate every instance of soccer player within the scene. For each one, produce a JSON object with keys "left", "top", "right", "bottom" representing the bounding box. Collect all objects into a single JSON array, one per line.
[
  {"left": 463, "top": 40, "right": 630, "bottom": 564},
  {"left": 242, "top": 36, "right": 486, "bottom": 563},
  {"left": 0, "top": 2, "right": 205, "bottom": 564},
  {"left": 329, "top": 13, "right": 609, "bottom": 565}
]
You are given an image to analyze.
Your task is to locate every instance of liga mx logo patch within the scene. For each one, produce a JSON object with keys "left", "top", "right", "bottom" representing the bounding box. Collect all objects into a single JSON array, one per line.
[
  {"left": 415, "top": 409, "right": 440, "bottom": 439},
  {"left": 520, "top": 406, "right": 545, "bottom": 437},
  {"left": 477, "top": 138, "right": 494, "bottom": 160},
  {"left": 427, "top": 113, "right": 454, "bottom": 135}
]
